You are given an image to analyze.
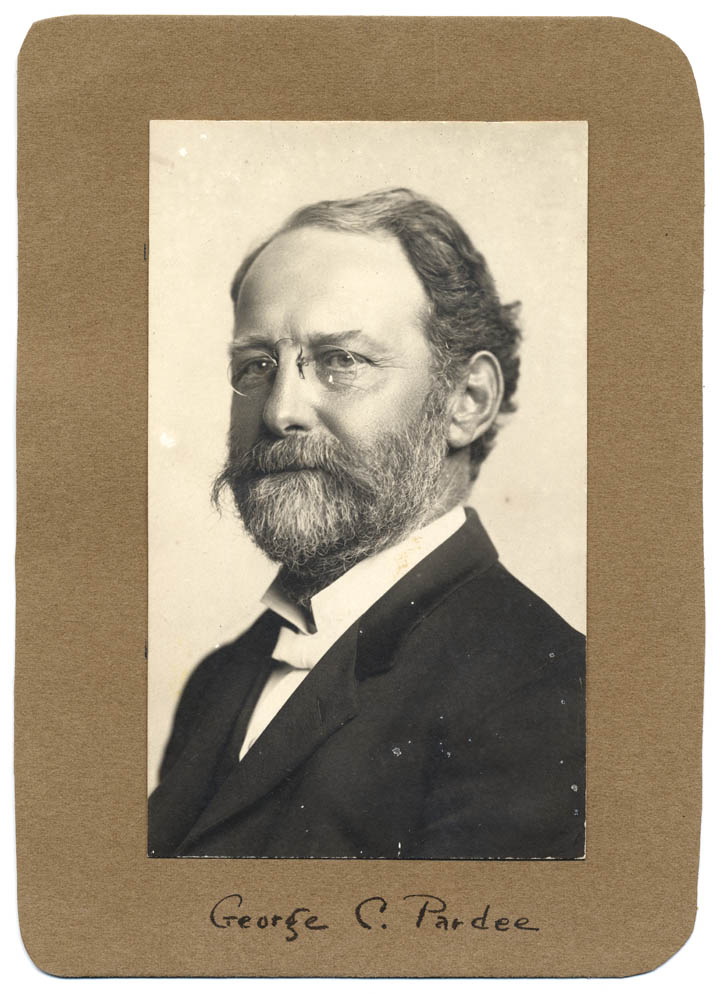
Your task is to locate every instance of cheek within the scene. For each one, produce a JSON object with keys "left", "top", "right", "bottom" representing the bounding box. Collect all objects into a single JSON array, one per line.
[
  {"left": 230, "top": 395, "right": 265, "bottom": 445},
  {"left": 324, "top": 373, "right": 435, "bottom": 447}
]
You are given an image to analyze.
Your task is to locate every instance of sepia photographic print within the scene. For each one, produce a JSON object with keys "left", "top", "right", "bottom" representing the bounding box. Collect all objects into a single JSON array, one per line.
[{"left": 147, "top": 120, "right": 587, "bottom": 861}]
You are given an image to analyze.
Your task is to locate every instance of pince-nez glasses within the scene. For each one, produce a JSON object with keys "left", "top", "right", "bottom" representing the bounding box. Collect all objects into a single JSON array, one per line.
[{"left": 228, "top": 338, "right": 361, "bottom": 397}]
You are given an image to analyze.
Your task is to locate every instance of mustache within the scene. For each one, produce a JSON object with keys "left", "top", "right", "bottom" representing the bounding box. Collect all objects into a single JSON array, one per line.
[
  {"left": 220, "top": 432, "right": 377, "bottom": 490},
  {"left": 211, "top": 384, "right": 453, "bottom": 518}
]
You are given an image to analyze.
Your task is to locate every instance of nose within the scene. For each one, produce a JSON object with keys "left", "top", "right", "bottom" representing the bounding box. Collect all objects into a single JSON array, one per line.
[{"left": 261, "top": 354, "right": 319, "bottom": 437}]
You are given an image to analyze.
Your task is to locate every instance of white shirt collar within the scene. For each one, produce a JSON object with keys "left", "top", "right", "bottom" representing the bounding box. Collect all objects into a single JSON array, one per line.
[{"left": 261, "top": 505, "right": 466, "bottom": 667}]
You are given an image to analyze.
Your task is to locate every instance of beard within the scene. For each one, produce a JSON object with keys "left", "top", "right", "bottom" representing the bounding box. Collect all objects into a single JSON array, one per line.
[{"left": 211, "top": 387, "right": 458, "bottom": 603}]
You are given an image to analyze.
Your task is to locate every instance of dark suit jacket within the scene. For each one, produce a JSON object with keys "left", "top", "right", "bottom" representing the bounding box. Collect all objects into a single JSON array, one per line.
[{"left": 148, "top": 510, "right": 585, "bottom": 859}]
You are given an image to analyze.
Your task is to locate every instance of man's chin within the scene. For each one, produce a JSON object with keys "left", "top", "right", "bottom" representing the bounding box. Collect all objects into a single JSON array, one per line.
[{"left": 234, "top": 469, "right": 343, "bottom": 528}]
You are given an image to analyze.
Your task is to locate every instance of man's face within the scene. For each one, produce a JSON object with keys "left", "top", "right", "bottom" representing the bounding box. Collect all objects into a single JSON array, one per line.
[
  {"left": 216, "top": 226, "right": 455, "bottom": 590},
  {"left": 231, "top": 226, "right": 438, "bottom": 450}
]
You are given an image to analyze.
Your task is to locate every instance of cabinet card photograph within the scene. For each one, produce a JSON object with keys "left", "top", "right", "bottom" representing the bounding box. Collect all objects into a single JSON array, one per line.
[{"left": 148, "top": 121, "right": 587, "bottom": 860}]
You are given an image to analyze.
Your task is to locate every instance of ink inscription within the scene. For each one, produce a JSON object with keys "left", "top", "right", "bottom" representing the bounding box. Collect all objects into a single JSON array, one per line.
[{"left": 210, "top": 892, "right": 540, "bottom": 941}]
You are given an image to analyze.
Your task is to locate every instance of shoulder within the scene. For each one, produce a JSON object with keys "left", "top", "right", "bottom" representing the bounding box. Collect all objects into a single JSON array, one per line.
[
  {"left": 437, "top": 559, "right": 581, "bottom": 641},
  {"left": 176, "top": 610, "right": 280, "bottom": 707},
  {"left": 415, "top": 557, "right": 582, "bottom": 642},
  {"left": 401, "top": 560, "right": 584, "bottom": 707},
  {"left": 157, "top": 611, "right": 279, "bottom": 782},
  {"left": 158, "top": 611, "right": 279, "bottom": 778}
]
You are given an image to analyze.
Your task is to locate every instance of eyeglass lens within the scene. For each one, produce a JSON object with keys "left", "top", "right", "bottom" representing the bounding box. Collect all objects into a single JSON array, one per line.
[{"left": 228, "top": 347, "right": 358, "bottom": 397}]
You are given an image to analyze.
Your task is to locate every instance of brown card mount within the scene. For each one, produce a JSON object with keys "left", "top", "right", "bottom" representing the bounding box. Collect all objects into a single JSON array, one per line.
[{"left": 16, "top": 16, "right": 703, "bottom": 978}]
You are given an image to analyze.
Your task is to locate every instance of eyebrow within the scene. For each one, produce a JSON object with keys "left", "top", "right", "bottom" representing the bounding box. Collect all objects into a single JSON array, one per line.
[{"left": 228, "top": 329, "right": 379, "bottom": 357}]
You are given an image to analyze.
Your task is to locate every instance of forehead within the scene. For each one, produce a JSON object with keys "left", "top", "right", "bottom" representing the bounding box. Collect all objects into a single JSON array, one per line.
[{"left": 233, "top": 227, "right": 430, "bottom": 341}]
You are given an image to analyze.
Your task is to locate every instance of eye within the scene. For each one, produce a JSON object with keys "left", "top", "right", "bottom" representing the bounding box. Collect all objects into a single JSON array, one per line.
[
  {"left": 242, "top": 356, "right": 276, "bottom": 376},
  {"left": 229, "top": 354, "right": 277, "bottom": 394},
  {"left": 318, "top": 348, "right": 361, "bottom": 370},
  {"left": 314, "top": 348, "right": 362, "bottom": 389}
]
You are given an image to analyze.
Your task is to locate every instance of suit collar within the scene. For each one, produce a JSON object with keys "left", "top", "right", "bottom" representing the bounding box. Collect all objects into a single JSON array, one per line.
[
  {"left": 261, "top": 506, "right": 497, "bottom": 683},
  {"left": 355, "top": 507, "right": 498, "bottom": 679}
]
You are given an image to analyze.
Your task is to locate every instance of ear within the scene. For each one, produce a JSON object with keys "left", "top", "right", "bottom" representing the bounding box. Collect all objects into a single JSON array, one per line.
[{"left": 447, "top": 351, "right": 504, "bottom": 450}]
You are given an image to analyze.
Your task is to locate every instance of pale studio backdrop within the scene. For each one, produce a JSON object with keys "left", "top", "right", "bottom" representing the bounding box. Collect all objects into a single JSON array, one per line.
[{"left": 148, "top": 121, "right": 587, "bottom": 789}]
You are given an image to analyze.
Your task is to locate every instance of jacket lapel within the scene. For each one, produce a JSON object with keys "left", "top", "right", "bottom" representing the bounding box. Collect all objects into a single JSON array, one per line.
[
  {"left": 171, "top": 508, "right": 497, "bottom": 854},
  {"left": 176, "top": 623, "right": 360, "bottom": 852}
]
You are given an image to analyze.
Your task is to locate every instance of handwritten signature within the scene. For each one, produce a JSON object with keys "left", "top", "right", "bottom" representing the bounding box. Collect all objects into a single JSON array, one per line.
[{"left": 210, "top": 892, "right": 539, "bottom": 940}]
